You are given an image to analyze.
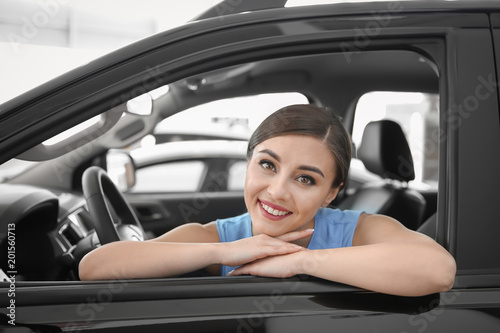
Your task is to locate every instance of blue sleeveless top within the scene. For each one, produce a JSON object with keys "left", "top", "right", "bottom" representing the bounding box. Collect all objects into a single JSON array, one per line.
[{"left": 216, "top": 207, "right": 363, "bottom": 276}]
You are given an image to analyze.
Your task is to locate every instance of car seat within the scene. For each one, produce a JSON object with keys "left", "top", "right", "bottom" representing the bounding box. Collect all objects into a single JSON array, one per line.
[
  {"left": 337, "top": 120, "right": 426, "bottom": 230},
  {"left": 416, "top": 212, "right": 437, "bottom": 239}
]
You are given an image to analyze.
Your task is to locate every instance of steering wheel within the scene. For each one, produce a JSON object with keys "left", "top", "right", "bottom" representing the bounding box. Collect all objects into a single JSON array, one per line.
[{"left": 82, "top": 166, "right": 145, "bottom": 245}]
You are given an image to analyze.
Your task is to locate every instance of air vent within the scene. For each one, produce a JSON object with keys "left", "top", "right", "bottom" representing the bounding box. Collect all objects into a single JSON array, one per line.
[{"left": 61, "top": 223, "right": 82, "bottom": 246}]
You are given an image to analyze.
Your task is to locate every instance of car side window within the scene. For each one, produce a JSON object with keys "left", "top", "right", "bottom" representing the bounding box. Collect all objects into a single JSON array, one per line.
[
  {"left": 352, "top": 91, "right": 439, "bottom": 190},
  {"left": 154, "top": 93, "right": 308, "bottom": 143},
  {"left": 129, "top": 161, "right": 206, "bottom": 193},
  {"left": 227, "top": 160, "right": 247, "bottom": 191}
]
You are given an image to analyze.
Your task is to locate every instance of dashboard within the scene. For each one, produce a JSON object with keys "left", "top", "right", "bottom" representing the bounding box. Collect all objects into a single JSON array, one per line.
[{"left": 0, "top": 184, "right": 95, "bottom": 281}]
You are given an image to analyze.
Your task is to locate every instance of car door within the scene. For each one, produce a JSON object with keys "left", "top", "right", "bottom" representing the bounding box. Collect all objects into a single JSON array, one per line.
[{"left": 2, "top": 2, "right": 500, "bottom": 332}]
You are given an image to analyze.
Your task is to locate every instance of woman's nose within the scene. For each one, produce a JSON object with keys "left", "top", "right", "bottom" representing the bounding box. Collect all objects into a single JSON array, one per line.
[{"left": 267, "top": 174, "right": 291, "bottom": 201}]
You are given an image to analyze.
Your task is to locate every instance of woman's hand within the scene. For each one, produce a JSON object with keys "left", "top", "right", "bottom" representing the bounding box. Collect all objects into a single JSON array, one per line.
[
  {"left": 218, "top": 229, "right": 312, "bottom": 267},
  {"left": 227, "top": 250, "right": 305, "bottom": 278}
]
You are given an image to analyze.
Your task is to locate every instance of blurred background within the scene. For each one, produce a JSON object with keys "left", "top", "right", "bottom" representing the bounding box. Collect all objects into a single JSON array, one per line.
[
  {"left": 0, "top": 0, "right": 406, "bottom": 104},
  {"left": 0, "top": 0, "right": 220, "bottom": 104}
]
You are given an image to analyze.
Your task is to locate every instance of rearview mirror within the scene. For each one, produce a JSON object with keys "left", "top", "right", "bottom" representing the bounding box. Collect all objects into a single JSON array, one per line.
[{"left": 126, "top": 93, "right": 152, "bottom": 116}]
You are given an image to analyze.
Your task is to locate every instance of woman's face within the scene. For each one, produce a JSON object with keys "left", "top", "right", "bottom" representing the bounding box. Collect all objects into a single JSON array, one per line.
[{"left": 244, "top": 134, "right": 340, "bottom": 236}]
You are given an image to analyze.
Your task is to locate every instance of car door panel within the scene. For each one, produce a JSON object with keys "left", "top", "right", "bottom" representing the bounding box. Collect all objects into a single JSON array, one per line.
[{"left": 2, "top": 278, "right": 498, "bottom": 332}]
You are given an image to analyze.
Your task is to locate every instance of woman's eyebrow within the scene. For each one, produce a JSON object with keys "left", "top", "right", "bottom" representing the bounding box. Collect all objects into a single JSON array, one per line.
[
  {"left": 258, "top": 149, "right": 325, "bottom": 178},
  {"left": 258, "top": 149, "right": 280, "bottom": 162},
  {"left": 298, "top": 165, "right": 325, "bottom": 178}
]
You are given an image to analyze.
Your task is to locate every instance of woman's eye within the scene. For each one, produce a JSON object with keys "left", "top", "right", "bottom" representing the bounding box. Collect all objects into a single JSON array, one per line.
[
  {"left": 259, "top": 160, "right": 275, "bottom": 171},
  {"left": 297, "top": 175, "right": 315, "bottom": 185}
]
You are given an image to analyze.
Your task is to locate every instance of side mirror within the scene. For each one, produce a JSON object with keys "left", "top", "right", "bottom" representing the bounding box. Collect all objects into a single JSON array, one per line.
[{"left": 106, "top": 151, "right": 136, "bottom": 192}]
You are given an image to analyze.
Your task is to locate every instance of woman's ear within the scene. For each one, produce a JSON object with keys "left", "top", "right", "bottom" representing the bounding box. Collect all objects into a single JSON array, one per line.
[{"left": 322, "top": 185, "right": 341, "bottom": 207}]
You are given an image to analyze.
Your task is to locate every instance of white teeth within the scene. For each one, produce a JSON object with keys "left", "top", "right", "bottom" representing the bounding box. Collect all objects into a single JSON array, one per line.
[{"left": 261, "top": 202, "right": 289, "bottom": 216}]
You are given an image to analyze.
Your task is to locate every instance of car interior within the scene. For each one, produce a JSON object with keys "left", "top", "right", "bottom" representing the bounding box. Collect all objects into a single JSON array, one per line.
[
  {"left": 337, "top": 119, "right": 427, "bottom": 231},
  {"left": 0, "top": 48, "right": 440, "bottom": 282}
]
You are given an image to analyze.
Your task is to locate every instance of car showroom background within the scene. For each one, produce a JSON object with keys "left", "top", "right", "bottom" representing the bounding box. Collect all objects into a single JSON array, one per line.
[{"left": 0, "top": 0, "right": 398, "bottom": 105}]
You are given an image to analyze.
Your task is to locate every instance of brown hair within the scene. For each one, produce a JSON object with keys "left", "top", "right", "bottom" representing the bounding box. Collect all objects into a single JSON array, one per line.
[{"left": 247, "top": 104, "right": 351, "bottom": 190}]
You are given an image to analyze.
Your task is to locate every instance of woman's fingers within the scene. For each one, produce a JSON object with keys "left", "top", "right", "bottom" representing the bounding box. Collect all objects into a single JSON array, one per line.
[
  {"left": 228, "top": 252, "right": 301, "bottom": 278},
  {"left": 256, "top": 233, "right": 310, "bottom": 257},
  {"left": 221, "top": 233, "right": 304, "bottom": 267},
  {"left": 262, "top": 242, "right": 303, "bottom": 256},
  {"left": 221, "top": 230, "right": 311, "bottom": 267},
  {"left": 275, "top": 228, "right": 314, "bottom": 242}
]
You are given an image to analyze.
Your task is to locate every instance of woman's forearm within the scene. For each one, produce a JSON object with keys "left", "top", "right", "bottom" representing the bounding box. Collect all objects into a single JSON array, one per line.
[
  {"left": 79, "top": 229, "right": 311, "bottom": 281},
  {"left": 79, "top": 241, "right": 222, "bottom": 280},
  {"left": 294, "top": 242, "right": 456, "bottom": 296}
]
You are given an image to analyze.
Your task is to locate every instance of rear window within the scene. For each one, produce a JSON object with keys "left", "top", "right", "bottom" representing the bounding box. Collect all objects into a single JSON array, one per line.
[{"left": 353, "top": 91, "right": 439, "bottom": 189}]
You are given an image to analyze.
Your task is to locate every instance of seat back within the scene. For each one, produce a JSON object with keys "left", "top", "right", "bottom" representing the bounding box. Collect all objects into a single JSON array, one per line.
[
  {"left": 417, "top": 212, "right": 437, "bottom": 239},
  {"left": 338, "top": 120, "right": 426, "bottom": 230}
]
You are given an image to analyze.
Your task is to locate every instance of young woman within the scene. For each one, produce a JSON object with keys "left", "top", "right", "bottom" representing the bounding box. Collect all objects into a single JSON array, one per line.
[{"left": 79, "top": 104, "right": 456, "bottom": 296}]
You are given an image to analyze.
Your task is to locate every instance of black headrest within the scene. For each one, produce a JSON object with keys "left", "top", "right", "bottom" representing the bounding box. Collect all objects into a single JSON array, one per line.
[{"left": 357, "top": 120, "right": 415, "bottom": 182}]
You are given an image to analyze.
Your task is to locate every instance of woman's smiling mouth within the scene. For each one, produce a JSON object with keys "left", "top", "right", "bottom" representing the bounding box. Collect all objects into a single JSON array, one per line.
[{"left": 258, "top": 199, "right": 292, "bottom": 220}]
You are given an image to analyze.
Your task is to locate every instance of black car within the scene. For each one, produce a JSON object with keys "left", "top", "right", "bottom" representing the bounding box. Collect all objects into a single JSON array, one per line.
[{"left": 1, "top": 0, "right": 499, "bottom": 331}]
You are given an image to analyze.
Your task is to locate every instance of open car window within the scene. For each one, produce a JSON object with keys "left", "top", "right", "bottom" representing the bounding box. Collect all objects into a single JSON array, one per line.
[{"left": 1, "top": 47, "right": 442, "bottom": 280}]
